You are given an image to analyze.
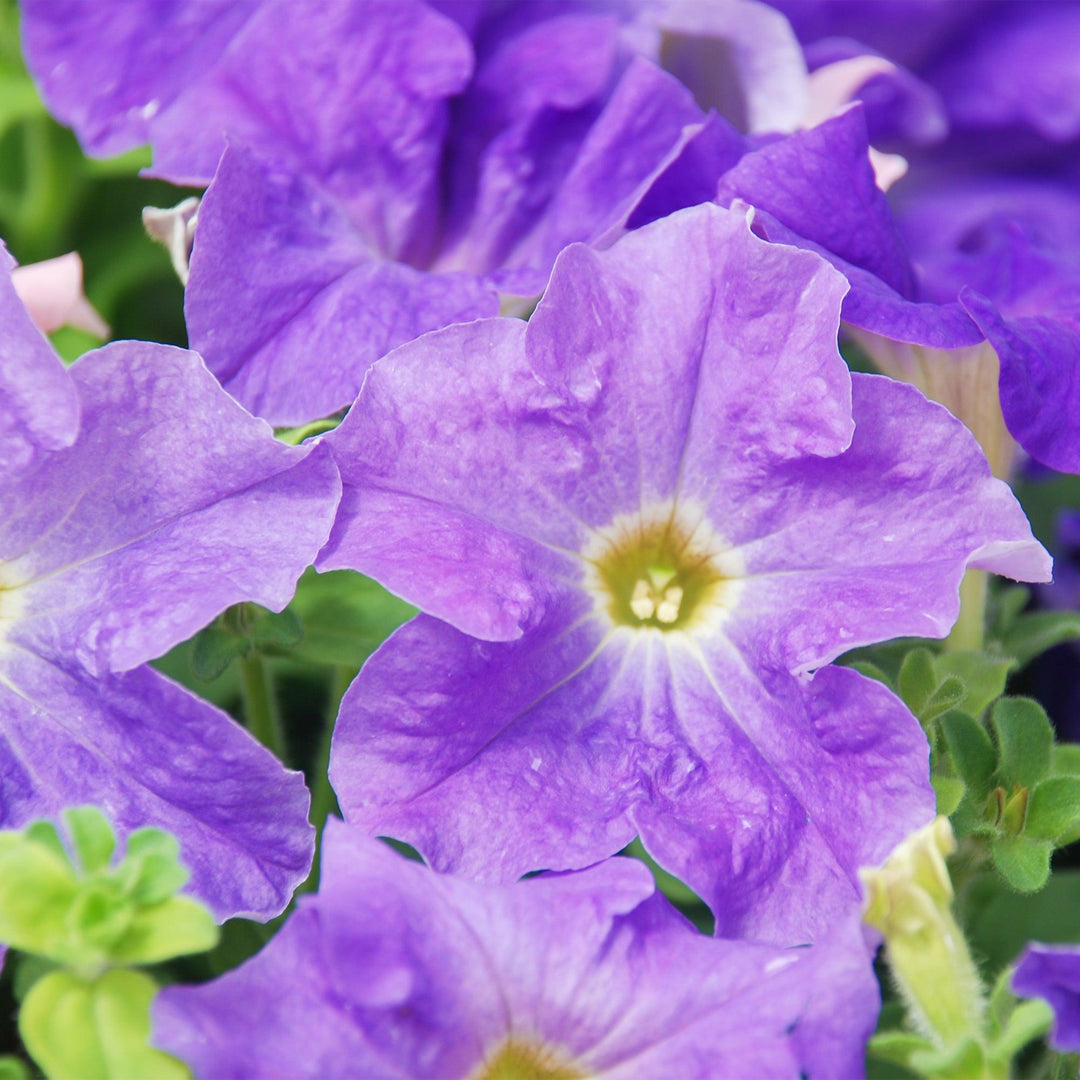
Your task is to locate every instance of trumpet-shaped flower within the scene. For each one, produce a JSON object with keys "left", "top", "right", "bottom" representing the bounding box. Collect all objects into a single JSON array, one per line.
[
  {"left": 317, "top": 204, "right": 1048, "bottom": 942},
  {"left": 154, "top": 821, "right": 880, "bottom": 1079},
  {"left": 0, "top": 254, "right": 341, "bottom": 918},
  {"left": 23, "top": 0, "right": 806, "bottom": 425}
]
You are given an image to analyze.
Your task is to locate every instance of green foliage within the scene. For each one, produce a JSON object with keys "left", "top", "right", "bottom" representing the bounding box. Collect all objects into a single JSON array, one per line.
[
  {"left": 19, "top": 969, "right": 188, "bottom": 1080},
  {"left": 0, "top": 809, "right": 217, "bottom": 975},
  {"left": 991, "top": 698, "right": 1053, "bottom": 790},
  {"left": 286, "top": 568, "right": 417, "bottom": 669},
  {"left": 0, "top": 1057, "right": 30, "bottom": 1080},
  {"left": 844, "top": 608, "right": 1080, "bottom": 901}
]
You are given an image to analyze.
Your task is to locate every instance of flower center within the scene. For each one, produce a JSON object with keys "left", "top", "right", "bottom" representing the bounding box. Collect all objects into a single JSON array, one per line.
[
  {"left": 470, "top": 1039, "right": 585, "bottom": 1080},
  {"left": 583, "top": 504, "right": 743, "bottom": 633}
]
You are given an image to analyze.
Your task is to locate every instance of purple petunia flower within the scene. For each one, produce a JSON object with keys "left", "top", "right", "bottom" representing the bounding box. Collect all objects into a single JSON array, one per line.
[
  {"left": 154, "top": 819, "right": 880, "bottom": 1079},
  {"left": 0, "top": 247, "right": 342, "bottom": 919},
  {"left": 315, "top": 204, "right": 1048, "bottom": 943},
  {"left": 687, "top": 106, "right": 1080, "bottom": 477},
  {"left": 1013, "top": 943, "right": 1080, "bottom": 1053},
  {"left": 22, "top": 0, "right": 807, "bottom": 426},
  {"left": 769, "top": 0, "right": 1080, "bottom": 151}
]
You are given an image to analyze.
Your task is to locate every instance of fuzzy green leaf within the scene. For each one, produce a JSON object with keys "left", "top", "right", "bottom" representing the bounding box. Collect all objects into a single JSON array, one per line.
[
  {"left": 933, "top": 775, "right": 967, "bottom": 817},
  {"left": 1025, "top": 777, "right": 1080, "bottom": 841},
  {"left": 940, "top": 712, "right": 997, "bottom": 799},
  {"left": 991, "top": 698, "right": 1054, "bottom": 788},
  {"left": 898, "top": 647, "right": 938, "bottom": 715},
  {"left": 991, "top": 835, "right": 1053, "bottom": 893},
  {"left": 933, "top": 651, "right": 1015, "bottom": 719},
  {"left": 867, "top": 1031, "right": 937, "bottom": 1068}
]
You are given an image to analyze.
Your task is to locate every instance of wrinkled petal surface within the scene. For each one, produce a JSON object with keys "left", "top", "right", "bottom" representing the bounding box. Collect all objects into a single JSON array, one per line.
[
  {"left": 1, "top": 341, "right": 340, "bottom": 675},
  {"left": 155, "top": 824, "right": 875, "bottom": 1078},
  {"left": 0, "top": 657, "right": 312, "bottom": 920}
]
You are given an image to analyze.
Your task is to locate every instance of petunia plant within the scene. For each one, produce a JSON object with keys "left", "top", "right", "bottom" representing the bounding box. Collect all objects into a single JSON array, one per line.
[
  {"left": 2, "top": 1, "right": 1080, "bottom": 1077},
  {"left": 0, "top": 808, "right": 219, "bottom": 1080}
]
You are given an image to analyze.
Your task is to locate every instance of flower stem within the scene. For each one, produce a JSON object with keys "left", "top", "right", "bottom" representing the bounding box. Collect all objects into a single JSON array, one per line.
[
  {"left": 945, "top": 570, "right": 987, "bottom": 653},
  {"left": 239, "top": 653, "right": 286, "bottom": 759}
]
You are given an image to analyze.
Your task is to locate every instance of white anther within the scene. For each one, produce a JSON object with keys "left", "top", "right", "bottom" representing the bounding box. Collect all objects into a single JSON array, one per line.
[
  {"left": 630, "top": 580, "right": 656, "bottom": 620},
  {"left": 656, "top": 585, "right": 683, "bottom": 624}
]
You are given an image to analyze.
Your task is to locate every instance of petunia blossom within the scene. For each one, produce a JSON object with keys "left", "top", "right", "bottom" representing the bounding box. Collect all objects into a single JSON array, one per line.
[
  {"left": 0, "top": 257, "right": 342, "bottom": 918},
  {"left": 154, "top": 820, "right": 879, "bottom": 1080},
  {"left": 316, "top": 204, "right": 1048, "bottom": 943},
  {"left": 1012, "top": 943, "right": 1080, "bottom": 1052},
  {"left": 698, "top": 106, "right": 1080, "bottom": 476},
  {"left": 22, "top": 0, "right": 807, "bottom": 426}
]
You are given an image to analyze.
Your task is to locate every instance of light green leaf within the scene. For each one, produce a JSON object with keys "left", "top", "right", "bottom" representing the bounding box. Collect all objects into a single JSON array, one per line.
[
  {"left": 64, "top": 808, "right": 116, "bottom": 874},
  {"left": 20, "top": 970, "right": 189, "bottom": 1080},
  {"left": 110, "top": 897, "right": 220, "bottom": 965},
  {"left": 992, "top": 998, "right": 1053, "bottom": 1058},
  {"left": 120, "top": 829, "right": 188, "bottom": 905},
  {"left": 0, "top": 838, "right": 78, "bottom": 959},
  {"left": 867, "top": 1030, "right": 937, "bottom": 1068}
]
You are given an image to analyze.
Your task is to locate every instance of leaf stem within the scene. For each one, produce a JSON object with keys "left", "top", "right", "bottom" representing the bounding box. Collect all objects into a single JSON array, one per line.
[
  {"left": 238, "top": 653, "right": 286, "bottom": 760},
  {"left": 946, "top": 570, "right": 988, "bottom": 653}
]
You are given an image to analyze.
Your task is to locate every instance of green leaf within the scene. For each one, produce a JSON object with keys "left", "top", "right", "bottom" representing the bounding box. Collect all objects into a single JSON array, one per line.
[
  {"left": 253, "top": 606, "right": 303, "bottom": 649},
  {"left": 288, "top": 568, "right": 416, "bottom": 668},
  {"left": 110, "top": 897, "right": 219, "bottom": 965},
  {"left": 846, "top": 659, "right": 892, "bottom": 687},
  {"left": 921, "top": 675, "right": 967, "bottom": 723},
  {"left": 867, "top": 1031, "right": 937, "bottom": 1069},
  {"left": 1002, "top": 610, "right": 1080, "bottom": 668},
  {"left": 67, "top": 881, "right": 132, "bottom": 954},
  {"left": 0, "top": 1057, "right": 30, "bottom": 1080},
  {"left": 991, "top": 697, "right": 1054, "bottom": 788},
  {"left": 0, "top": 836, "right": 79, "bottom": 960},
  {"left": 1025, "top": 776, "right": 1080, "bottom": 841},
  {"left": 940, "top": 712, "right": 997, "bottom": 799},
  {"left": 908, "top": 1037, "right": 986, "bottom": 1079},
  {"left": 990, "top": 586, "right": 1032, "bottom": 637},
  {"left": 933, "top": 651, "right": 1015, "bottom": 719},
  {"left": 19, "top": 970, "right": 189, "bottom": 1080},
  {"left": 991, "top": 998, "right": 1053, "bottom": 1058},
  {"left": 190, "top": 624, "right": 249, "bottom": 681},
  {"left": 933, "top": 775, "right": 967, "bottom": 816},
  {"left": 897, "top": 647, "right": 938, "bottom": 716},
  {"left": 63, "top": 808, "right": 116, "bottom": 874},
  {"left": 1053, "top": 744, "right": 1080, "bottom": 776},
  {"left": 119, "top": 829, "right": 189, "bottom": 906},
  {"left": 991, "top": 835, "right": 1052, "bottom": 893},
  {"left": 24, "top": 822, "right": 70, "bottom": 866}
]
